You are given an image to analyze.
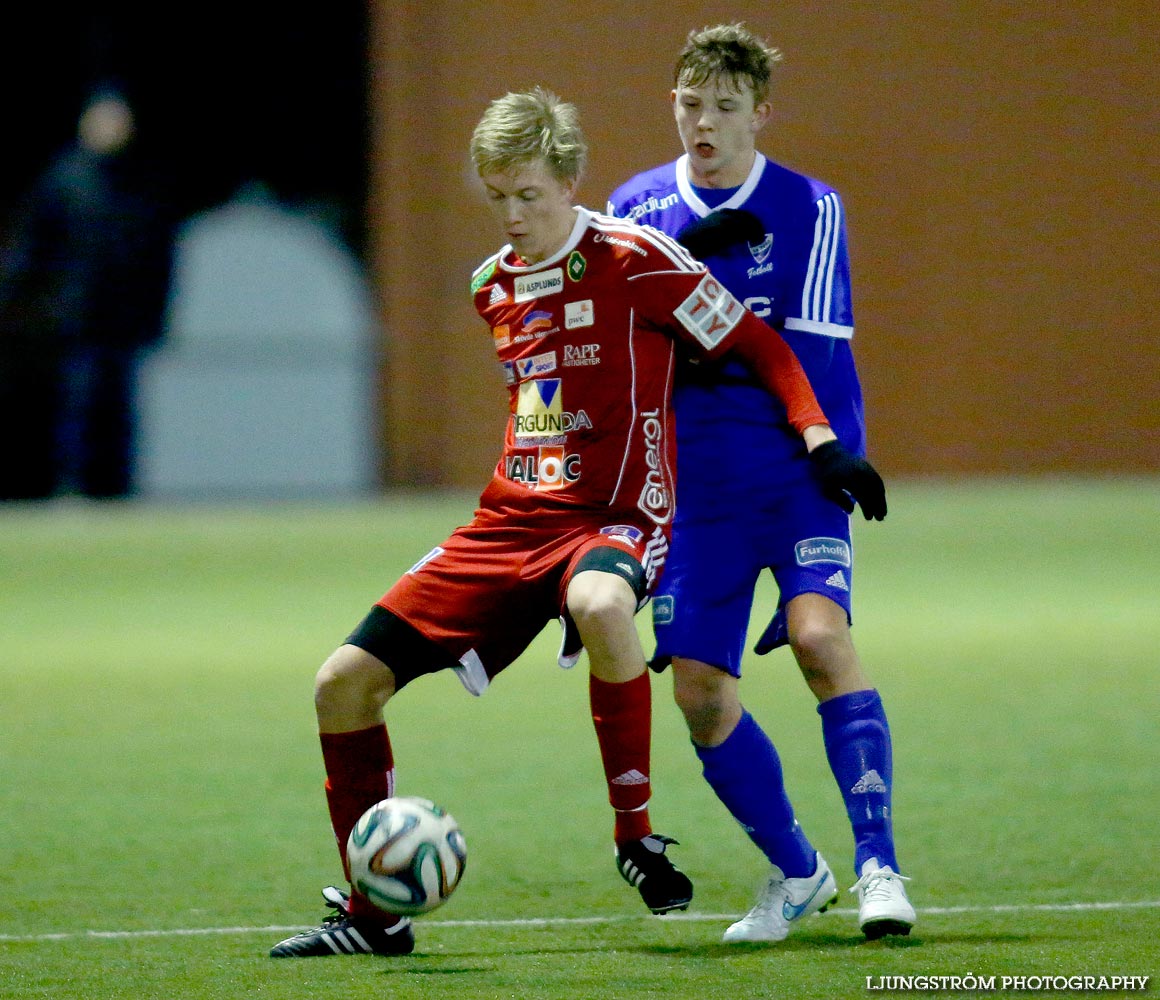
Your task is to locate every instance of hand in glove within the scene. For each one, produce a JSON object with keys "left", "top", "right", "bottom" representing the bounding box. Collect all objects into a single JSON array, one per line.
[
  {"left": 808, "top": 440, "right": 888, "bottom": 521},
  {"left": 675, "top": 208, "right": 765, "bottom": 259}
]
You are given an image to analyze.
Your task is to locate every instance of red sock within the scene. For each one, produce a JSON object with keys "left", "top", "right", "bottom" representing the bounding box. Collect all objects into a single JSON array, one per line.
[
  {"left": 319, "top": 724, "right": 399, "bottom": 922},
  {"left": 589, "top": 671, "right": 653, "bottom": 844}
]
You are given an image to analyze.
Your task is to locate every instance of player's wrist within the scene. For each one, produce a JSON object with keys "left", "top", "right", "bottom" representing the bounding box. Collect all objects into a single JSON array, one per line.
[{"left": 802, "top": 424, "right": 836, "bottom": 453}]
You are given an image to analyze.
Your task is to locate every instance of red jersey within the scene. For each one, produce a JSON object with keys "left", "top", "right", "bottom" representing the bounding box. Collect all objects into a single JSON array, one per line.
[{"left": 470, "top": 207, "right": 825, "bottom": 529}]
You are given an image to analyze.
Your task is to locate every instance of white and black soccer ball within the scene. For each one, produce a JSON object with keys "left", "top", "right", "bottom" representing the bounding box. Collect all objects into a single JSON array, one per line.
[{"left": 347, "top": 796, "right": 467, "bottom": 916}]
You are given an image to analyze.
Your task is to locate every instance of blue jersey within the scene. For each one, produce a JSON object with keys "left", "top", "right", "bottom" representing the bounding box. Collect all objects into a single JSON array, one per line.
[
  {"left": 608, "top": 152, "right": 869, "bottom": 670},
  {"left": 608, "top": 152, "right": 866, "bottom": 487}
]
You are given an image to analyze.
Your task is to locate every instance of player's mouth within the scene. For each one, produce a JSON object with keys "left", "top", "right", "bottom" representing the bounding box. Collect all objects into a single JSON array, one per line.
[{"left": 694, "top": 141, "right": 716, "bottom": 158}]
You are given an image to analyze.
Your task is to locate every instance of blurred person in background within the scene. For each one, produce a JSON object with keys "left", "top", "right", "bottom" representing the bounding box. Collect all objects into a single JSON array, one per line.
[{"left": 0, "top": 84, "right": 178, "bottom": 499}]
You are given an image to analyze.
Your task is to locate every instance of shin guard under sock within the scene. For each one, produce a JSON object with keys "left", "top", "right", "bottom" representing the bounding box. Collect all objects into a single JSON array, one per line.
[
  {"left": 818, "top": 689, "right": 899, "bottom": 873},
  {"left": 696, "top": 710, "right": 815, "bottom": 877},
  {"left": 590, "top": 671, "right": 653, "bottom": 844}
]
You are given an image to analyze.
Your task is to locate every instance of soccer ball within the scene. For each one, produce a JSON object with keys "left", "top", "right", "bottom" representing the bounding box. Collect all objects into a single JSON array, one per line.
[{"left": 347, "top": 796, "right": 467, "bottom": 916}]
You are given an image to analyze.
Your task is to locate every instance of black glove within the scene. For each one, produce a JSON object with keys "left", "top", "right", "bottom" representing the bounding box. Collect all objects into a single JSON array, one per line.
[
  {"left": 675, "top": 208, "right": 765, "bottom": 259},
  {"left": 808, "top": 440, "right": 888, "bottom": 521}
]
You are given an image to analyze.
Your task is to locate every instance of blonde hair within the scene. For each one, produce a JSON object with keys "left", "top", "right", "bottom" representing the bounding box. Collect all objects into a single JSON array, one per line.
[
  {"left": 674, "top": 22, "right": 783, "bottom": 103},
  {"left": 469, "top": 86, "right": 588, "bottom": 183}
]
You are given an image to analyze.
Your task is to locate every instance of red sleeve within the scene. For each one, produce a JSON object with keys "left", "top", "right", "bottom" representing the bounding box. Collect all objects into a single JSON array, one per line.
[
  {"left": 667, "top": 271, "right": 829, "bottom": 434},
  {"left": 725, "top": 311, "right": 828, "bottom": 433}
]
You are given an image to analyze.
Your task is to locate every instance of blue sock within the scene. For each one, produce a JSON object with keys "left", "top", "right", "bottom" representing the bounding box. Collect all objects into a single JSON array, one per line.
[
  {"left": 818, "top": 689, "right": 899, "bottom": 874},
  {"left": 695, "top": 710, "right": 816, "bottom": 877}
]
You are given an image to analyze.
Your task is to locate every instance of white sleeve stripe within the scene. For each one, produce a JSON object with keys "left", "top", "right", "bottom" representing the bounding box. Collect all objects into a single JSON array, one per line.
[
  {"left": 822, "top": 194, "right": 839, "bottom": 321},
  {"left": 821, "top": 195, "right": 837, "bottom": 321},
  {"left": 803, "top": 193, "right": 842, "bottom": 324},
  {"left": 812, "top": 194, "right": 836, "bottom": 322},
  {"left": 625, "top": 267, "right": 705, "bottom": 283},
  {"left": 821, "top": 193, "right": 839, "bottom": 320},
  {"left": 784, "top": 317, "right": 854, "bottom": 339}
]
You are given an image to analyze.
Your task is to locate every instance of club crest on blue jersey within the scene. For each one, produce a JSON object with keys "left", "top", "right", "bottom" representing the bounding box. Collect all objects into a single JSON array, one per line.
[{"left": 749, "top": 232, "right": 773, "bottom": 264}]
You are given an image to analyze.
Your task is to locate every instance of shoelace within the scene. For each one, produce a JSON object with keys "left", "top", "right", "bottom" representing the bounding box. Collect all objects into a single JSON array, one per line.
[
  {"left": 849, "top": 867, "right": 911, "bottom": 901},
  {"left": 741, "top": 873, "right": 792, "bottom": 918},
  {"left": 319, "top": 888, "right": 351, "bottom": 926}
]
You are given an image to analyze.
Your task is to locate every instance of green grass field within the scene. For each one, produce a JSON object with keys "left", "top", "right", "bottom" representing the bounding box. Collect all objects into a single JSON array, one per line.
[{"left": 2, "top": 479, "right": 1158, "bottom": 999}]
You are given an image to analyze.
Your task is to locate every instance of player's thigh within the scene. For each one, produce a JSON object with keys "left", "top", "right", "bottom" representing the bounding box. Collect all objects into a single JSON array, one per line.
[
  {"left": 651, "top": 514, "right": 764, "bottom": 676},
  {"left": 764, "top": 490, "right": 856, "bottom": 621},
  {"left": 374, "top": 529, "right": 558, "bottom": 696},
  {"left": 561, "top": 531, "right": 653, "bottom": 611}
]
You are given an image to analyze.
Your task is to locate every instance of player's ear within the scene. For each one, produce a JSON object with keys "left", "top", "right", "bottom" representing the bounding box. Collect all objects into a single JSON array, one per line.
[{"left": 751, "top": 100, "right": 773, "bottom": 135}]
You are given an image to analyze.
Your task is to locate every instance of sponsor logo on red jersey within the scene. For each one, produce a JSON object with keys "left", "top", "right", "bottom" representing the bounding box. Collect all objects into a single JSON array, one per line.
[
  {"left": 514, "top": 268, "right": 564, "bottom": 302},
  {"left": 516, "top": 351, "right": 557, "bottom": 378},
  {"left": 565, "top": 299, "right": 594, "bottom": 329},
  {"left": 563, "top": 343, "right": 600, "bottom": 366},
  {"left": 505, "top": 447, "right": 581, "bottom": 490},
  {"left": 599, "top": 524, "right": 645, "bottom": 543},
  {"left": 674, "top": 274, "right": 744, "bottom": 350},
  {"left": 521, "top": 310, "right": 554, "bottom": 334},
  {"left": 594, "top": 232, "right": 647, "bottom": 257},
  {"left": 471, "top": 260, "right": 497, "bottom": 294},
  {"left": 637, "top": 408, "right": 671, "bottom": 525},
  {"left": 514, "top": 380, "right": 593, "bottom": 437}
]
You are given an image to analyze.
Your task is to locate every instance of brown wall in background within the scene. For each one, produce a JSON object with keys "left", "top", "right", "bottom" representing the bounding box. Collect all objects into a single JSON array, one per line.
[{"left": 368, "top": 1, "right": 1158, "bottom": 487}]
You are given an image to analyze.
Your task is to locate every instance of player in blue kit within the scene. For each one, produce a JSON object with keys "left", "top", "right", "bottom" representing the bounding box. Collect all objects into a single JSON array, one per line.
[{"left": 607, "top": 22, "right": 915, "bottom": 942}]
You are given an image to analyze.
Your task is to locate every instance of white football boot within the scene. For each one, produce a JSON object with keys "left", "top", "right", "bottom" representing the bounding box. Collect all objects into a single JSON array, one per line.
[
  {"left": 850, "top": 858, "right": 916, "bottom": 938},
  {"left": 722, "top": 852, "right": 838, "bottom": 943}
]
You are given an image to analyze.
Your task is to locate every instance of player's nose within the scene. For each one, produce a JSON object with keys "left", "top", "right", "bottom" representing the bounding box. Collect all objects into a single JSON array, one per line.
[{"left": 503, "top": 199, "right": 524, "bottom": 224}]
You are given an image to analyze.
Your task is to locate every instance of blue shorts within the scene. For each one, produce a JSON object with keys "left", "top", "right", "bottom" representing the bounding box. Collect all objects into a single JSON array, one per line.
[{"left": 651, "top": 477, "right": 854, "bottom": 677}]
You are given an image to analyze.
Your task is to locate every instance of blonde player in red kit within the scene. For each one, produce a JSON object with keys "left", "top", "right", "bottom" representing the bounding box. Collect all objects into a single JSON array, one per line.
[{"left": 270, "top": 87, "right": 886, "bottom": 958}]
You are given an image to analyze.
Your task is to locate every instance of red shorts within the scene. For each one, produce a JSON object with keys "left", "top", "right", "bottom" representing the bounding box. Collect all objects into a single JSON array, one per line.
[{"left": 379, "top": 488, "right": 668, "bottom": 691}]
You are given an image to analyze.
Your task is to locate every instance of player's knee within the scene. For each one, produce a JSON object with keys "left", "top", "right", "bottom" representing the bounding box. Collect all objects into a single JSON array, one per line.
[
  {"left": 566, "top": 572, "right": 635, "bottom": 637},
  {"left": 671, "top": 663, "right": 739, "bottom": 745},
  {"left": 789, "top": 616, "right": 848, "bottom": 671},
  {"left": 789, "top": 616, "right": 868, "bottom": 699},
  {"left": 314, "top": 645, "right": 396, "bottom": 722}
]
